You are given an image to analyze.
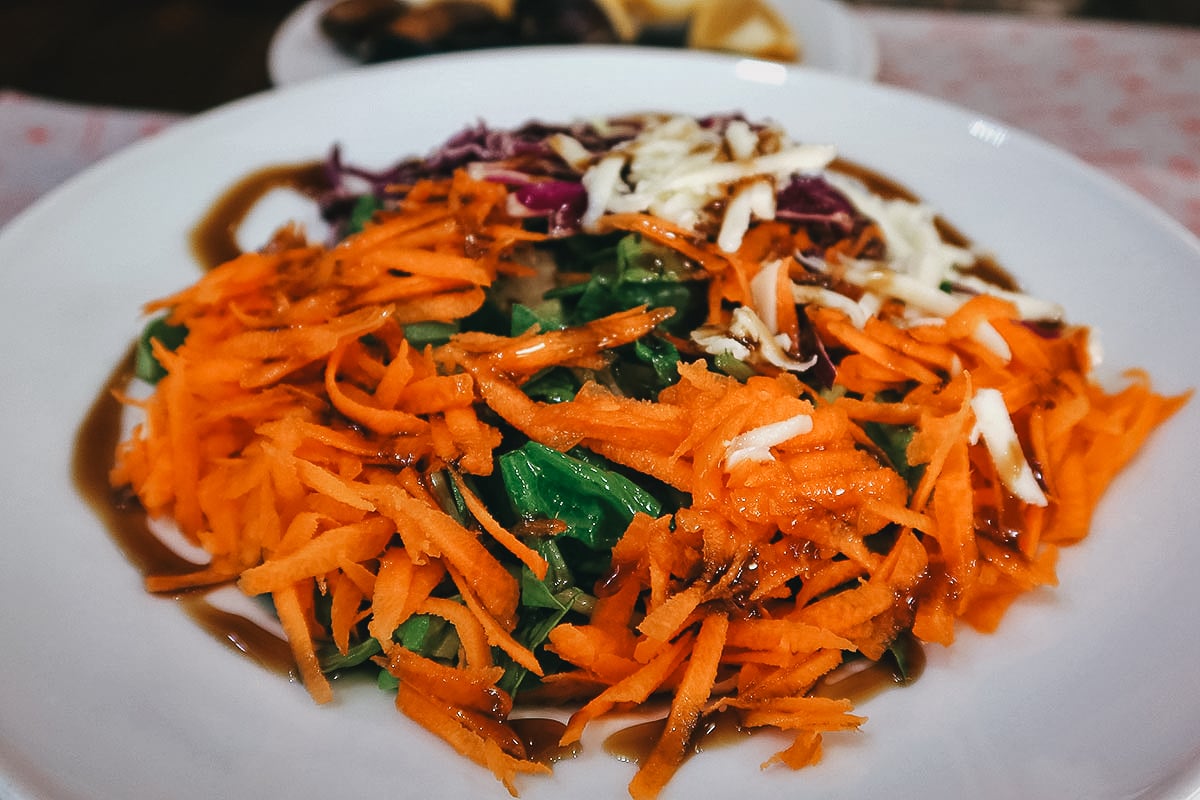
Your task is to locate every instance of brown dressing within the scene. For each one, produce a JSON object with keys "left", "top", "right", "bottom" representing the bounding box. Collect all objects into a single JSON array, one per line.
[
  {"left": 602, "top": 639, "right": 925, "bottom": 766},
  {"left": 830, "top": 157, "right": 918, "bottom": 203},
  {"left": 812, "top": 636, "right": 926, "bottom": 704},
  {"left": 72, "top": 347, "right": 194, "bottom": 576},
  {"left": 961, "top": 253, "right": 1020, "bottom": 292},
  {"left": 178, "top": 593, "right": 296, "bottom": 677},
  {"left": 72, "top": 348, "right": 297, "bottom": 678},
  {"left": 603, "top": 708, "right": 750, "bottom": 765},
  {"left": 189, "top": 160, "right": 328, "bottom": 271},
  {"left": 510, "top": 717, "right": 581, "bottom": 765}
]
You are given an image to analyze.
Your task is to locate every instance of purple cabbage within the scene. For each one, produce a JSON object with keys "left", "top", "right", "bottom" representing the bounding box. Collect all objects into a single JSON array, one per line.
[
  {"left": 416, "top": 121, "right": 561, "bottom": 176},
  {"left": 803, "top": 325, "right": 838, "bottom": 389},
  {"left": 774, "top": 175, "right": 857, "bottom": 231},
  {"left": 318, "top": 115, "right": 867, "bottom": 253},
  {"left": 317, "top": 118, "right": 648, "bottom": 238},
  {"left": 512, "top": 180, "right": 588, "bottom": 237}
]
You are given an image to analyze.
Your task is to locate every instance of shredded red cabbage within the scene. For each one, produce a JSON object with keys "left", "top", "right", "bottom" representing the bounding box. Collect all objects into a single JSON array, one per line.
[
  {"left": 774, "top": 175, "right": 857, "bottom": 231},
  {"left": 318, "top": 118, "right": 650, "bottom": 237},
  {"left": 512, "top": 181, "right": 589, "bottom": 236}
]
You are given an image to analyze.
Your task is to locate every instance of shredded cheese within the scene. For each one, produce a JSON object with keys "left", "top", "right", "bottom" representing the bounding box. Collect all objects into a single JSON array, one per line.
[
  {"left": 825, "top": 174, "right": 1062, "bottom": 330},
  {"left": 570, "top": 113, "right": 1062, "bottom": 375},
  {"left": 580, "top": 154, "right": 626, "bottom": 231},
  {"left": 730, "top": 306, "right": 817, "bottom": 372},
  {"left": 724, "top": 119, "right": 759, "bottom": 161},
  {"left": 724, "top": 414, "right": 815, "bottom": 469},
  {"left": 718, "top": 179, "right": 775, "bottom": 253},
  {"left": 969, "top": 387, "right": 1048, "bottom": 507},
  {"left": 972, "top": 321, "right": 1013, "bottom": 363},
  {"left": 691, "top": 305, "right": 817, "bottom": 373},
  {"left": 578, "top": 114, "right": 835, "bottom": 249},
  {"left": 547, "top": 133, "right": 593, "bottom": 173},
  {"left": 691, "top": 328, "right": 751, "bottom": 362},
  {"left": 749, "top": 258, "right": 785, "bottom": 332},
  {"left": 825, "top": 172, "right": 972, "bottom": 288},
  {"left": 954, "top": 274, "right": 1064, "bottom": 322},
  {"left": 790, "top": 283, "right": 871, "bottom": 329}
]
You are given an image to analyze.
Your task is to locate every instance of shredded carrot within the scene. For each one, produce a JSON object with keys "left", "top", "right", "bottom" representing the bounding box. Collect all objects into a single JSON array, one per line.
[
  {"left": 451, "top": 471, "right": 548, "bottom": 580},
  {"left": 272, "top": 581, "right": 332, "bottom": 704},
  {"left": 109, "top": 159, "right": 1189, "bottom": 800},
  {"left": 628, "top": 612, "right": 729, "bottom": 800}
]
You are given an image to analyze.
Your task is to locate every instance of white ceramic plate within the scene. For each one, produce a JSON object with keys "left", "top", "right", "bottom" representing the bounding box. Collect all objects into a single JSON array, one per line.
[
  {"left": 267, "top": 0, "right": 879, "bottom": 85},
  {"left": 2, "top": 48, "right": 1199, "bottom": 800}
]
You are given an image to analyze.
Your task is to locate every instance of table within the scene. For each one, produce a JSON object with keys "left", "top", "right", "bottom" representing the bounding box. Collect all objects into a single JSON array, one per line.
[
  {"left": 864, "top": 8, "right": 1200, "bottom": 237},
  {"left": 2, "top": 7, "right": 1198, "bottom": 237}
]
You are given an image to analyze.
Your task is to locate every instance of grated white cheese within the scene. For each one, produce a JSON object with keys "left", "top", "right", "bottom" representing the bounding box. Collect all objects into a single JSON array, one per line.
[
  {"left": 547, "top": 133, "right": 594, "bottom": 173},
  {"left": 836, "top": 264, "right": 1019, "bottom": 362},
  {"left": 728, "top": 306, "right": 817, "bottom": 372},
  {"left": 954, "top": 274, "right": 1064, "bottom": 323},
  {"left": 578, "top": 115, "right": 835, "bottom": 249},
  {"left": 972, "top": 321, "right": 1013, "bottom": 363},
  {"left": 690, "top": 305, "right": 817, "bottom": 373},
  {"left": 724, "top": 119, "right": 759, "bottom": 161},
  {"left": 718, "top": 179, "right": 776, "bottom": 253},
  {"left": 749, "top": 258, "right": 786, "bottom": 333},
  {"left": 839, "top": 263, "right": 961, "bottom": 318},
  {"left": 824, "top": 172, "right": 973, "bottom": 288},
  {"left": 580, "top": 154, "right": 626, "bottom": 231},
  {"left": 969, "top": 387, "right": 1048, "bottom": 507},
  {"left": 1086, "top": 327, "right": 1104, "bottom": 370},
  {"left": 790, "top": 283, "right": 871, "bottom": 328},
  {"left": 825, "top": 174, "right": 1063, "bottom": 332},
  {"left": 658, "top": 146, "right": 836, "bottom": 193},
  {"left": 724, "top": 414, "right": 815, "bottom": 469},
  {"left": 691, "top": 328, "right": 751, "bottom": 362}
]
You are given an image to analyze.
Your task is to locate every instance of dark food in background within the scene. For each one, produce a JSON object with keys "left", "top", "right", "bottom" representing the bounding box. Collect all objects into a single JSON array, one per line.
[
  {"left": 320, "top": 0, "right": 410, "bottom": 52},
  {"left": 512, "top": 0, "right": 627, "bottom": 44},
  {"left": 319, "top": 0, "right": 688, "bottom": 62},
  {"left": 321, "top": 0, "right": 518, "bottom": 61}
]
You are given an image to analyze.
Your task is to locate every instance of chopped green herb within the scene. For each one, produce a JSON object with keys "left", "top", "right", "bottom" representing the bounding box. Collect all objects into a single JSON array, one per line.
[
  {"left": 713, "top": 350, "right": 756, "bottom": 382},
  {"left": 863, "top": 421, "right": 925, "bottom": 491},
  {"left": 347, "top": 194, "right": 382, "bottom": 235},
  {"left": 134, "top": 315, "right": 187, "bottom": 384},
  {"left": 403, "top": 321, "right": 459, "bottom": 348},
  {"left": 498, "top": 441, "right": 661, "bottom": 550},
  {"left": 511, "top": 300, "right": 566, "bottom": 336}
]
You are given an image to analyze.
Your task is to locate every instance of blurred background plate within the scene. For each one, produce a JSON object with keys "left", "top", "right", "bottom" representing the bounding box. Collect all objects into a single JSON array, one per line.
[{"left": 267, "top": 0, "right": 879, "bottom": 85}]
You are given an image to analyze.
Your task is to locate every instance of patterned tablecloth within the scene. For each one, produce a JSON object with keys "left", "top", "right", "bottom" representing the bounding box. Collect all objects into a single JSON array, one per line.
[
  {"left": 863, "top": 8, "right": 1200, "bottom": 237},
  {"left": 1, "top": 8, "right": 1198, "bottom": 236}
]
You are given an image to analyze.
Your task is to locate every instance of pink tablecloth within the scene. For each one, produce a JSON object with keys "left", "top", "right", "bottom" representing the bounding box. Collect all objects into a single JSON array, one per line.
[
  {"left": 0, "top": 92, "right": 179, "bottom": 225},
  {"left": 2, "top": 9, "right": 1198, "bottom": 236},
  {"left": 861, "top": 8, "right": 1200, "bottom": 237}
]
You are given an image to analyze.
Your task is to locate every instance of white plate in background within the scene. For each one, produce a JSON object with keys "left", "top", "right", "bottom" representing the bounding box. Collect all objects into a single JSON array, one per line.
[
  {"left": 1, "top": 47, "right": 1198, "bottom": 800},
  {"left": 267, "top": 0, "right": 879, "bottom": 85}
]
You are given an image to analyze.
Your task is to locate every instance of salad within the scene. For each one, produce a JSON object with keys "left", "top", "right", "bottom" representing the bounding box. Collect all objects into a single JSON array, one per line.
[{"left": 110, "top": 112, "right": 1186, "bottom": 798}]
